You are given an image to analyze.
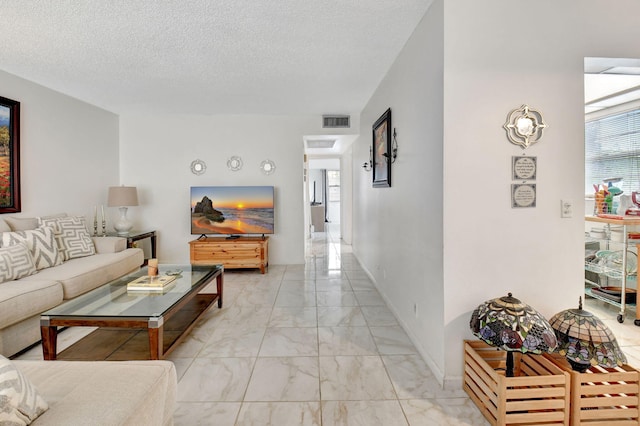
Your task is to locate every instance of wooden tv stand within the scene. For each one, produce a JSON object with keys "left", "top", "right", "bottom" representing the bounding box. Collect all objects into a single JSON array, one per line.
[{"left": 189, "top": 236, "right": 269, "bottom": 274}]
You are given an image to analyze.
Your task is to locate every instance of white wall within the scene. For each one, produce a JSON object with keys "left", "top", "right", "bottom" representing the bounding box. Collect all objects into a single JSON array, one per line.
[
  {"left": 308, "top": 158, "right": 340, "bottom": 170},
  {"left": 0, "top": 70, "right": 119, "bottom": 220},
  {"left": 353, "top": 0, "right": 445, "bottom": 379},
  {"left": 119, "top": 114, "right": 346, "bottom": 265},
  {"left": 442, "top": 0, "right": 640, "bottom": 385},
  {"left": 341, "top": 148, "right": 353, "bottom": 244}
]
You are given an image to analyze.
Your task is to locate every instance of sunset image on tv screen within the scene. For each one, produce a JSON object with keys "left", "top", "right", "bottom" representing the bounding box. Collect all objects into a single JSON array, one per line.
[{"left": 191, "top": 186, "right": 274, "bottom": 235}]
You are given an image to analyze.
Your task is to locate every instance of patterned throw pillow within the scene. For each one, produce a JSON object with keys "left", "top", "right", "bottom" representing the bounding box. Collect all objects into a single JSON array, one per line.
[
  {"left": 0, "top": 355, "right": 48, "bottom": 425},
  {"left": 38, "top": 216, "right": 95, "bottom": 261},
  {"left": 0, "top": 243, "right": 37, "bottom": 284},
  {"left": 1, "top": 227, "right": 62, "bottom": 270}
]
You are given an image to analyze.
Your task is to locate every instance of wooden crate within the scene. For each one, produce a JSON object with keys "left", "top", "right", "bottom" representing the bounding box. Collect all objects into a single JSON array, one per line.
[
  {"left": 464, "top": 340, "right": 570, "bottom": 426},
  {"left": 545, "top": 353, "right": 640, "bottom": 426}
]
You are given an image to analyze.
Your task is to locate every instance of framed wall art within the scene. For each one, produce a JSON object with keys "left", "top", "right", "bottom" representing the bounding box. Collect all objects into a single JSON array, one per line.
[
  {"left": 512, "top": 156, "right": 537, "bottom": 181},
  {"left": 511, "top": 183, "right": 536, "bottom": 208},
  {"left": 0, "top": 96, "right": 20, "bottom": 213},
  {"left": 372, "top": 108, "right": 392, "bottom": 187}
]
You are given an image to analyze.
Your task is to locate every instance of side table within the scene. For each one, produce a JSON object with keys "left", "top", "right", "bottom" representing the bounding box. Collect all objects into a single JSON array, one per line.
[{"left": 107, "top": 230, "right": 157, "bottom": 265}]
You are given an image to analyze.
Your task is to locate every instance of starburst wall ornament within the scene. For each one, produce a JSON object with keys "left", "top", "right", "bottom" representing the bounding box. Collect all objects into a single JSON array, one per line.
[{"left": 503, "top": 104, "right": 547, "bottom": 149}]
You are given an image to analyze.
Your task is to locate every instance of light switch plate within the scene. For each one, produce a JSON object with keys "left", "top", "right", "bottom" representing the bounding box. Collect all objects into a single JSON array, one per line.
[{"left": 561, "top": 199, "right": 573, "bottom": 218}]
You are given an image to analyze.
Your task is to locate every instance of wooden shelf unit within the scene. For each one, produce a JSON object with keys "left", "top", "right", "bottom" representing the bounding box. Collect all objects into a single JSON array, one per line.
[{"left": 189, "top": 236, "right": 269, "bottom": 274}]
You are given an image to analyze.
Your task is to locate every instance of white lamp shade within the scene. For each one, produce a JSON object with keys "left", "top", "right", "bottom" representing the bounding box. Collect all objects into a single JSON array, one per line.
[{"left": 107, "top": 186, "right": 139, "bottom": 207}]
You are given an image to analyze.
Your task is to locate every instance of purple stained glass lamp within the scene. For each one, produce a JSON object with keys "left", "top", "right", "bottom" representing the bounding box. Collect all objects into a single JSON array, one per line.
[
  {"left": 548, "top": 297, "right": 627, "bottom": 372},
  {"left": 470, "top": 292, "right": 558, "bottom": 377}
]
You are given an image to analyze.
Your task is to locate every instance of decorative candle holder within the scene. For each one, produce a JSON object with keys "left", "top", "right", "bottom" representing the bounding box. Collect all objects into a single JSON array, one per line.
[
  {"left": 148, "top": 259, "right": 158, "bottom": 276},
  {"left": 101, "top": 205, "right": 106, "bottom": 236},
  {"left": 93, "top": 206, "right": 98, "bottom": 236}
]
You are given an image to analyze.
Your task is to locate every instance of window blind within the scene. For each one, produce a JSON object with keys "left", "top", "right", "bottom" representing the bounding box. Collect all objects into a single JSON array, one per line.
[{"left": 585, "top": 109, "right": 640, "bottom": 195}]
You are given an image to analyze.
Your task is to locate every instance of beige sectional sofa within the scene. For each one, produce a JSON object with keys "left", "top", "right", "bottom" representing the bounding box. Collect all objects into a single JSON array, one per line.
[
  {"left": 0, "top": 214, "right": 144, "bottom": 357},
  {"left": 12, "top": 359, "right": 177, "bottom": 425},
  {"left": 0, "top": 215, "right": 179, "bottom": 425}
]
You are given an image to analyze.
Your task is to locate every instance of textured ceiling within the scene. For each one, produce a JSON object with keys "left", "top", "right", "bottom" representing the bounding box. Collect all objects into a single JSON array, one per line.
[{"left": 0, "top": 1, "right": 433, "bottom": 115}]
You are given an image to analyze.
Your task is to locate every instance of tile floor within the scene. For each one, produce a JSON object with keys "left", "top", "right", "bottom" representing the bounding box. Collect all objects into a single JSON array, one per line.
[
  {"left": 167, "top": 226, "right": 487, "bottom": 425},
  {"left": 17, "top": 224, "right": 640, "bottom": 425}
]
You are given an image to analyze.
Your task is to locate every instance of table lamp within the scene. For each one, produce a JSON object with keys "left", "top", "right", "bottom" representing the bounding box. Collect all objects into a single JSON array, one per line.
[
  {"left": 549, "top": 297, "right": 626, "bottom": 372},
  {"left": 470, "top": 292, "right": 558, "bottom": 377},
  {"left": 107, "top": 185, "right": 138, "bottom": 235}
]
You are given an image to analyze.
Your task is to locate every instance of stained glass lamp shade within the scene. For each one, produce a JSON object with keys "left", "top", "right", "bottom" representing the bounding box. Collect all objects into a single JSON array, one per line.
[
  {"left": 548, "top": 297, "right": 626, "bottom": 372},
  {"left": 470, "top": 293, "right": 558, "bottom": 377}
]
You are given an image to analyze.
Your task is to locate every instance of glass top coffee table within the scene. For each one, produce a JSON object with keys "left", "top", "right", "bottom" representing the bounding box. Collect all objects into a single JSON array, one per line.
[{"left": 40, "top": 264, "right": 223, "bottom": 360}]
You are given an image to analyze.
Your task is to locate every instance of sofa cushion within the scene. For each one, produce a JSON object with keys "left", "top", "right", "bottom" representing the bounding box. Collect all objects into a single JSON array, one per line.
[
  {"left": 0, "top": 355, "right": 48, "bottom": 425},
  {"left": 21, "top": 249, "right": 143, "bottom": 300},
  {"left": 0, "top": 243, "right": 37, "bottom": 284},
  {"left": 0, "top": 280, "right": 63, "bottom": 329},
  {"left": 38, "top": 217, "right": 95, "bottom": 261},
  {"left": 5, "top": 217, "right": 38, "bottom": 232},
  {"left": 92, "top": 236, "right": 126, "bottom": 254},
  {"left": 15, "top": 360, "right": 176, "bottom": 426},
  {"left": 0, "top": 219, "right": 10, "bottom": 233},
  {"left": 1, "top": 227, "right": 63, "bottom": 271}
]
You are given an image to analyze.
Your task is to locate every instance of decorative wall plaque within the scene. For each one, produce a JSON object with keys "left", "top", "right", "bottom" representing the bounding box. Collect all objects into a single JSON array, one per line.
[
  {"left": 227, "top": 156, "right": 243, "bottom": 171},
  {"left": 512, "top": 156, "right": 537, "bottom": 181},
  {"left": 190, "top": 159, "right": 206, "bottom": 175},
  {"left": 260, "top": 159, "right": 276, "bottom": 175},
  {"left": 503, "top": 105, "right": 547, "bottom": 149},
  {"left": 512, "top": 183, "right": 536, "bottom": 208}
]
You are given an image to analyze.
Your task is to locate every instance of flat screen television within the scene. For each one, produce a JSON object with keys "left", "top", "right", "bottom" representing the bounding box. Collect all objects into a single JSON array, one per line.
[{"left": 191, "top": 186, "right": 274, "bottom": 237}]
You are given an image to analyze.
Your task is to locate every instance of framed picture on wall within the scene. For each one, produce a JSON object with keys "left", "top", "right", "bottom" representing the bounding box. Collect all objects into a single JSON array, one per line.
[
  {"left": 0, "top": 96, "right": 20, "bottom": 213},
  {"left": 372, "top": 108, "right": 392, "bottom": 188},
  {"left": 511, "top": 183, "right": 536, "bottom": 208}
]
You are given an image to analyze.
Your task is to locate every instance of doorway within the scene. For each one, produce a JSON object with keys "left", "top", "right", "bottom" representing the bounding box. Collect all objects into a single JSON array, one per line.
[
  {"left": 584, "top": 57, "right": 640, "bottom": 329},
  {"left": 308, "top": 168, "right": 340, "bottom": 233},
  {"left": 305, "top": 157, "right": 342, "bottom": 259}
]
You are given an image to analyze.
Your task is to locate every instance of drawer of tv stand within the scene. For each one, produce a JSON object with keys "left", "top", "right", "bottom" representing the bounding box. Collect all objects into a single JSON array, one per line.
[{"left": 189, "top": 237, "right": 268, "bottom": 272}]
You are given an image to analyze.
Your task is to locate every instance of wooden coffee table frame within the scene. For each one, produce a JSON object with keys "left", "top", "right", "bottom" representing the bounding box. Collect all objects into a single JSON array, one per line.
[{"left": 40, "top": 267, "right": 223, "bottom": 360}]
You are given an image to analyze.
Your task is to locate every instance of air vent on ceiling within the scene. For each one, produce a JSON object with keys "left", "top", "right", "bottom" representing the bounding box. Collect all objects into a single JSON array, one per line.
[{"left": 322, "top": 115, "right": 350, "bottom": 128}]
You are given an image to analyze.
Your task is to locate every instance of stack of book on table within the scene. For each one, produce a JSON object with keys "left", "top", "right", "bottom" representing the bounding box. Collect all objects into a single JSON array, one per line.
[{"left": 127, "top": 275, "right": 177, "bottom": 292}]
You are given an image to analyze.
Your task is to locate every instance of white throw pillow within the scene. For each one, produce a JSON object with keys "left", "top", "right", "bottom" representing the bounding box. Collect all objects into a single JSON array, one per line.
[
  {"left": 39, "top": 216, "right": 95, "bottom": 261},
  {"left": 0, "top": 219, "right": 11, "bottom": 233},
  {"left": 0, "top": 243, "right": 37, "bottom": 283},
  {"left": 0, "top": 355, "right": 48, "bottom": 425},
  {"left": 1, "top": 227, "right": 63, "bottom": 270},
  {"left": 4, "top": 217, "right": 38, "bottom": 232}
]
